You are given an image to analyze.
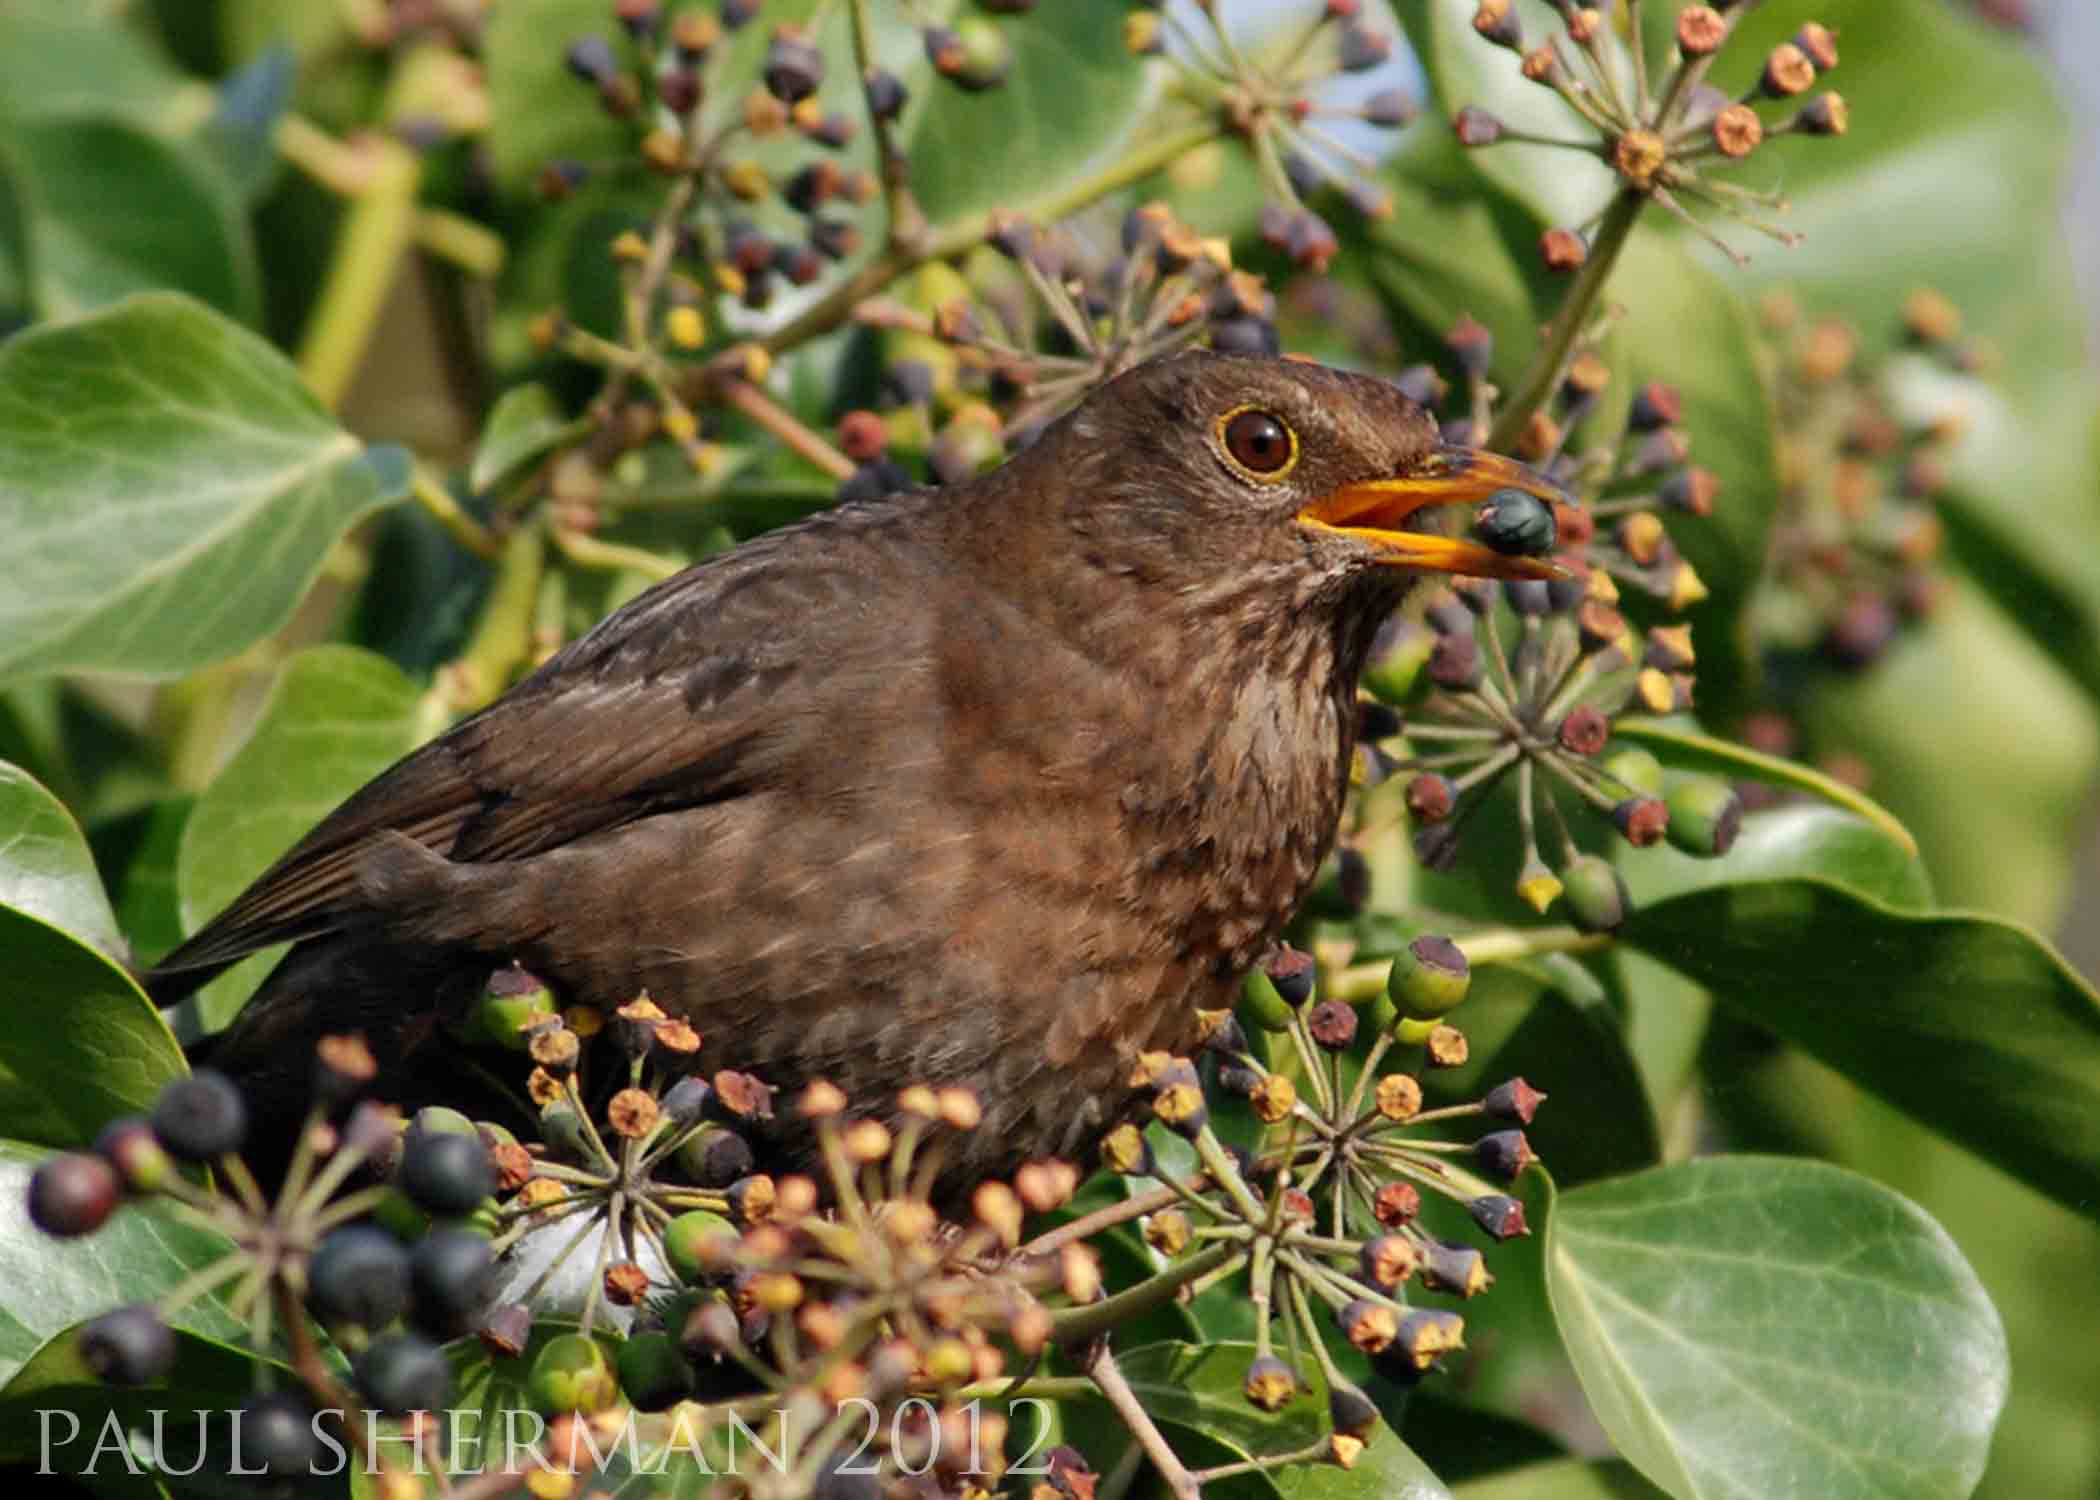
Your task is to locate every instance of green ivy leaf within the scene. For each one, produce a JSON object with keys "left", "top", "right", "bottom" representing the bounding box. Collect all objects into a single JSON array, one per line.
[
  {"left": 0, "top": 293, "right": 410, "bottom": 685},
  {"left": 1403, "top": 1395, "right": 1566, "bottom": 1490},
  {"left": 482, "top": 0, "right": 639, "bottom": 191},
  {"left": 1425, "top": 971, "right": 1658, "bottom": 1189},
  {"left": 1620, "top": 877, "right": 2100, "bottom": 1220},
  {"left": 884, "top": 1, "right": 1153, "bottom": 229},
  {"left": 175, "top": 646, "right": 425, "bottom": 1033},
  {"left": 3, "top": 114, "right": 260, "bottom": 323},
  {"left": 1454, "top": 1458, "right": 1670, "bottom": 1499},
  {"left": 0, "top": 907, "right": 189, "bottom": 1148},
  {"left": 0, "top": 762, "right": 186, "bottom": 1145},
  {"left": 1355, "top": 132, "right": 1558, "bottom": 364},
  {"left": 471, "top": 383, "right": 586, "bottom": 496},
  {"left": 1548, "top": 1156, "right": 2005, "bottom": 1500},
  {"left": 1796, "top": 587, "right": 2098, "bottom": 927},
  {"left": 487, "top": 0, "right": 1151, "bottom": 215},
  {"left": 488, "top": 0, "right": 1150, "bottom": 349},
  {"left": 1606, "top": 803, "right": 1930, "bottom": 1127},
  {"left": 0, "top": 6, "right": 187, "bottom": 128},
  {"left": 1596, "top": 232, "right": 1778, "bottom": 720},
  {"left": 0, "top": 760, "right": 124, "bottom": 959},
  {"left": 1390, "top": 0, "right": 1615, "bottom": 230},
  {"left": 111, "top": 796, "right": 195, "bottom": 970}
]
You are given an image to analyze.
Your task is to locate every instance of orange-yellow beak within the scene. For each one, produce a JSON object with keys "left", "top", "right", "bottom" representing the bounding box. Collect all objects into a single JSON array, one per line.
[{"left": 1297, "top": 444, "right": 1570, "bottom": 580}]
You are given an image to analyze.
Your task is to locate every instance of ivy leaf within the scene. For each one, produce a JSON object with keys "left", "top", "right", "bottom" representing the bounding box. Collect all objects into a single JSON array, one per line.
[
  {"left": 1389, "top": 0, "right": 1616, "bottom": 229},
  {"left": 487, "top": 0, "right": 1149, "bottom": 218},
  {"left": 1606, "top": 803, "right": 1930, "bottom": 1125},
  {"left": 175, "top": 646, "right": 426, "bottom": 1033},
  {"left": 1454, "top": 1458, "right": 1673, "bottom": 1499},
  {"left": 1616, "top": 799, "right": 1927, "bottom": 916},
  {"left": 0, "top": 293, "right": 409, "bottom": 685},
  {"left": 0, "top": 907, "right": 189, "bottom": 1148},
  {"left": 1795, "top": 587, "right": 2097, "bottom": 926},
  {"left": 1548, "top": 1157, "right": 2005, "bottom": 1500},
  {"left": 0, "top": 760, "right": 186, "bottom": 1146},
  {"left": 885, "top": 1, "right": 1154, "bottom": 228},
  {"left": 111, "top": 795, "right": 195, "bottom": 970},
  {"left": 1423, "top": 970, "right": 1658, "bottom": 1190},
  {"left": 0, "top": 760, "right": 124, "bottom": 960},
  {"left": 1620, "top": 876, "right": 2100, "bottom": 1220},
  {"left": 471, "top": 383, "right": 586, "bottom": 496},
  {"left": 3, "top": 114, "right": 259, "bottom": 323}
]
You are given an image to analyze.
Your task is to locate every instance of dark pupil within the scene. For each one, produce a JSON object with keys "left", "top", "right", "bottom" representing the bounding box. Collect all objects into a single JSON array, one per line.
[{"left": 1227, "top": 412, "right": 1289, "bottom": 472}]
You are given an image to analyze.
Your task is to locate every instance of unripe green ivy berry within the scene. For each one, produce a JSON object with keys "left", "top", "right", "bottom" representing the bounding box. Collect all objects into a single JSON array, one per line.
[
  {"left": 1561, "top": 854, "right": 1629, "bottom": 934},
  {"left": 664, "top": 1210, "right": 739, "bottom": 1284},
  {"left": 530, "top": 1332, "right": 621, "bottom": 1415},
  {"left": 1239, "top": 966, "right": 1296, "bottom": 1032},
  {"left": 943, "top": 18, "right": 1014, "bottom": 90},
  {"left": 617, "top": 1330, "right": 693, "bottom": 1410},
  {"left": 1386, "top": 935, "right": 1470, "bottom": 1021},
  {"left": 1601, "top": 746, "right": 1665, "bottom": 798},
  {"left": 1663, "top": 772, "right": 1744, "bottom": 857},
  {"left": 474, "top": 967, "right": 554, "bottom": 1049},
  {"left": 1362, "top": 621, "right": 1434, "bottom": 706}
]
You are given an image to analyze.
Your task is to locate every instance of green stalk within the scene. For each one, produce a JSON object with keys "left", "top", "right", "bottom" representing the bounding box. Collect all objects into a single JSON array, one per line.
[
  {"left": 296, "top": 136, "right": 420, "bottom": 410},
  {"left": 436, "top": 519, "right": 544, "bottom": 716},
  {"left": 1487, "top": 188, "right": 1646, "bottom": 452},
  {"left": 1047, "top": 1242, "right": 1238, "bottom": 1345}
]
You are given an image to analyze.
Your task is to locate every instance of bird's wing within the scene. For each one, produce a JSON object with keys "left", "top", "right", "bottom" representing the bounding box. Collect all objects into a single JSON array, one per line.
[{"left": 148, "top": 514, "right": 906, "bottom": 996}]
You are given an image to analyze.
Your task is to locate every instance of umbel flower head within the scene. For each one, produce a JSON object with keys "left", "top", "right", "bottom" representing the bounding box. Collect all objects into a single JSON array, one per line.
[
  {"left": 1456, "top": 2, "right": 1850, "bottom": 262},
  {"left": 853, "top": 199, "right": 1279, "bottom": 456},
  {"left": 1324, "top": 314, "right": 1740, "bottom": 928},
  {"left": 1752, "top": 287, "right": 1981, "bottom": 679},
  {"left": 1125, "top": 0, "right": 1422, "bottom": 269},
  {"left": 1086, "top": 945, "right": 1548, "bottom": 1444}
]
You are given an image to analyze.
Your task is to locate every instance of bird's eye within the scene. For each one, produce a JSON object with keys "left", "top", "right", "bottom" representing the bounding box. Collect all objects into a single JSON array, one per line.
[{"left": 1218, "top": 407, "right": 1298, "bottom": 480}]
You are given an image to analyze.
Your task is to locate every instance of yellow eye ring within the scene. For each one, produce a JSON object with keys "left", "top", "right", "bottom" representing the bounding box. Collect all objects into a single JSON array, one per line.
[{"left": 1216, "top": 406, "right": 1299, "bottom": 483}]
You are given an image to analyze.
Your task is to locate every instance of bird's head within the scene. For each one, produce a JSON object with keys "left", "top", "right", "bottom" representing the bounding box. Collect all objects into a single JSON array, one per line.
[{"left": 1020, "top": 350, "right": 1568, "bottom": 594}]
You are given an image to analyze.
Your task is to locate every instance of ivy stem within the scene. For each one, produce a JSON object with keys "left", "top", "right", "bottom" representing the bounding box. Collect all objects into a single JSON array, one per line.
[
  {"left": 1486, "top": 187, "right": 1646, "bottom": 452},
  {"left": 272, "top": 1278, "right": 396, "bottom": 1487},
  {"left": 1020, "top": 1183, "right": 1186, "bottom": 1256},
  {"left": 1192, "top": 1438, "right": 1335, "bottom": 1483},
  {"left": 711, "top": 377, "right": 856, "bottom": 480},
  {"left": 294, "top": 132, "right": 420, "bottom": 410},
  {"left": 1086, "top": 1341, "right": 1202, "bottom": 1500},
  {"left": 433, "top": 520, "right": 545, "bottom": 718},
  {"left": 848, "top": 0, "right": 927, "bottom": 252},
  {"left": 550, "top": 526, "right": 685, "bottom": 584},
  {"left": 410, "top": 466, "right": 500, "bottom": 560},
  {"left": 951, "top": 1374, "right": 1096, "bottom": 1403},
  {"left": 1047, "top": 1243, "right": 1236, "bottom": 1345}
]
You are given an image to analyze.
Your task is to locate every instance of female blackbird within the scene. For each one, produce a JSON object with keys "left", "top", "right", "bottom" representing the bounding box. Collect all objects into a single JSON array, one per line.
[{"left": 150, "top": 353, "right": 1562, "bottom": 1182}]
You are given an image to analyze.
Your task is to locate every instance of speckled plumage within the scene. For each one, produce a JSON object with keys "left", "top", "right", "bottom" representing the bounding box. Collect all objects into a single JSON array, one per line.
[{"left": 150, "top": 353, "right": 1481, "bottom": 1183}]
